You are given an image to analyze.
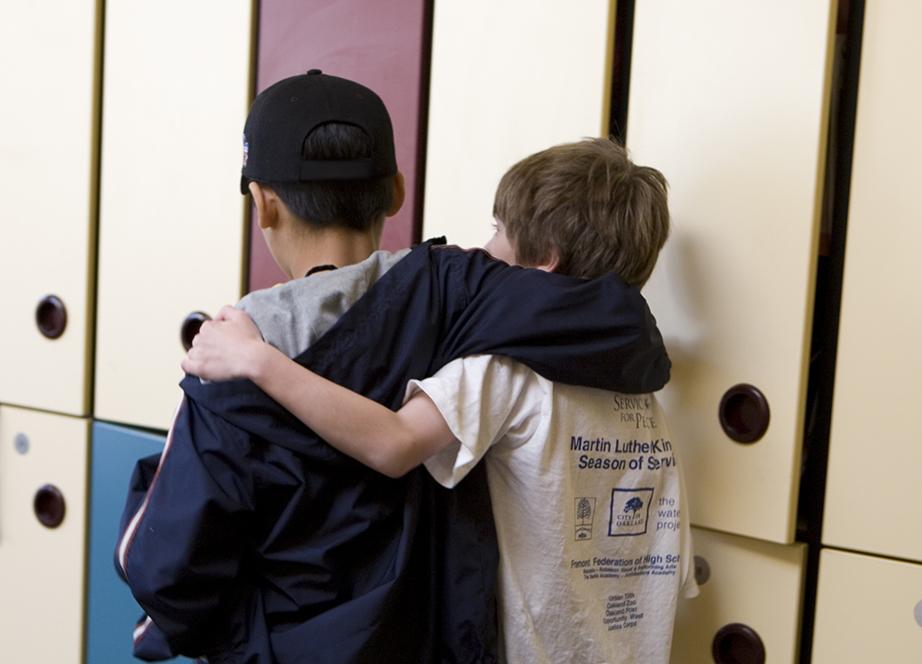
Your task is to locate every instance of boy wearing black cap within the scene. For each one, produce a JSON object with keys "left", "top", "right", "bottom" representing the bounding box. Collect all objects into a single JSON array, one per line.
[{"left": 117, "top": 71, "right": 671, "bottom": 663}]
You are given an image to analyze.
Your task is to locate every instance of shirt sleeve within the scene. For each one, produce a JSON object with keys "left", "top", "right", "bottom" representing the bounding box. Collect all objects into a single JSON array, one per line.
[
  {"left": 405, "top": 354, "right": 548, "bottom": 488},
  {"left": 115, "top": 396, "right": 257, "bottom": 658}
]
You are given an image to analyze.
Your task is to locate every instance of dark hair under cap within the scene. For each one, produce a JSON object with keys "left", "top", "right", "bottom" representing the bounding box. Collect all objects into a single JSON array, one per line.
[{"left": 240, "top": 69, "right": 397, "bottom": 194}]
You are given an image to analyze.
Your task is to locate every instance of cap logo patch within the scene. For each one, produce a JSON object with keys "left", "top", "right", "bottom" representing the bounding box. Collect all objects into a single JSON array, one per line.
[{"left": 242, "top": 135, "right": 249, "bottom": 167}]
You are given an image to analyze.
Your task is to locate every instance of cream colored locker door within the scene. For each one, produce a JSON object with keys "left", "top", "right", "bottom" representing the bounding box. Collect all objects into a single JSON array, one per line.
[
  {"left": 823, "top": 2, "right": 922, "bottom": 562},
  {"left": 627, "top": 1, "right": 836, "bottom": 543},
  {"left": 95, "top": 1, "right": 253, "bottom": 430},
  {"left": 423, "top": 0, "right": 614, "bottom": 249},
  {"left": 813, "top": 549, "right": 922, "bottom": 662},
  {"left": 0, "top": 1, "right": 100, "bottom": 415},
  {"left": 0, "top": 406, "right": 89, "bottom": 663},
  {"left": 671, "top": 528, "right": 806, "bottom": 664}
]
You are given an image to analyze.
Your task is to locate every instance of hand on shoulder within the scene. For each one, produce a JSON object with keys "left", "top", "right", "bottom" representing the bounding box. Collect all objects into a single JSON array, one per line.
[{"left": 181, "top": 305, "right": 265, "bottom": 381}]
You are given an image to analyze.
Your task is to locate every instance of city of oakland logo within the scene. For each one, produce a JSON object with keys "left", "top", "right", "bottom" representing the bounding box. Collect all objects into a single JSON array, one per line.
[{"left": 608, "top": 487, "right": 654, "bottom": 537}]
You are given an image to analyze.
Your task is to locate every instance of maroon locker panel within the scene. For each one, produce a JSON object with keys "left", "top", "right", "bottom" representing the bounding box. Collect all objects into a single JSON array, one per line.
[{"left": 248, "top": 0, "right": 430, "bottom": 292}]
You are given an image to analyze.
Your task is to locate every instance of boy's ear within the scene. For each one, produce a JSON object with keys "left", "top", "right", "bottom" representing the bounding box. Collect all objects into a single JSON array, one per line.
[
  {"left": 535, "top": 248, "right": 560, "bottom": 273},
  {"left": 249, "top": 181, "right": 280, "bottom": 230},
  {"left": 385, "top": 171, "right": 406, "bottom": 217}
]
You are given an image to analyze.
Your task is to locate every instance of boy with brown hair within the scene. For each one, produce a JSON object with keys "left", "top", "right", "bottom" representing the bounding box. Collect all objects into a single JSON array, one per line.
[
  {"left": 186, "top": 138, "right": 698, "bottom": 663},
  {"left": 494, "top": 138, "right": 669, "bottom": 285}
]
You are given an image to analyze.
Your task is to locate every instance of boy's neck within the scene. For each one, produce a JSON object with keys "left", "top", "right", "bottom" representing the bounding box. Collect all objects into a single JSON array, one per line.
[{"left": 283, "top": 224, "right": 382, "bottom": 279}]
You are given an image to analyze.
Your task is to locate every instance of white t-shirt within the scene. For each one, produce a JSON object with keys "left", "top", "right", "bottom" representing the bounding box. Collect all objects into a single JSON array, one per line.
[{"left": 407, "top": 355, "right": 698, "bottom": 664}]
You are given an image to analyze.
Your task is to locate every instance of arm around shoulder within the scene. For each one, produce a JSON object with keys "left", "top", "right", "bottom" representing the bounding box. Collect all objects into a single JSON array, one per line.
[{"left": 252, "top": 347, "right": 457, "bottom": 478}]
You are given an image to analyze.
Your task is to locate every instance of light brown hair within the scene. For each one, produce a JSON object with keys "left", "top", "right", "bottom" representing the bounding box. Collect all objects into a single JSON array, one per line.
[{"left": 493, "top": 138, "right": 669, "bottom": 286}]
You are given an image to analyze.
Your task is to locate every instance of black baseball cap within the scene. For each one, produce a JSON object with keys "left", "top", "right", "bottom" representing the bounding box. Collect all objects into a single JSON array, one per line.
[{"left": 240, "top": 69, "right": 397, "bottom": 194}]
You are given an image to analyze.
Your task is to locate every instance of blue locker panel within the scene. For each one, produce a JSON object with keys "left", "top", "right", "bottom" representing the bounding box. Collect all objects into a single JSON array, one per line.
[{"left": 86, "top": 422, "right": 193, "bottom": 663}]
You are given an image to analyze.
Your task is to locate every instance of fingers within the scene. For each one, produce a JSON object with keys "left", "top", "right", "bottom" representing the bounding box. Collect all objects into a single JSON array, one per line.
[
  {"left": 180, "top": 307, "right": 258, "bottom": 380},
  {"left": 191, "top": 320, "right": 214, "bottom": 347},
  {"left": 181, "top": 347, "right": 200, "bottom": 376}
]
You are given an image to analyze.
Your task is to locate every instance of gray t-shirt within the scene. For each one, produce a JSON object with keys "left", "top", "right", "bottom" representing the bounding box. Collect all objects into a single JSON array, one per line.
[{"left": 237, "top": 248, "right": 410, "bottom": 357}]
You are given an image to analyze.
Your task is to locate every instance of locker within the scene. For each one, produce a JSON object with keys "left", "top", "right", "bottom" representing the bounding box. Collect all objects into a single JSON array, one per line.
[
  {"left": 822, "top": 1, "right": 922, "bottom": 562},
  {"left": 0, "top": 406, "right": 89, "bottom": 663},
  {"left": 86, "top": 422, "right": 193, "bottom": 663},
  {"left": 423, "top": 0, "right": 615, "bottom": 250},
  {"left": 812, "top": 549, "right": 922, "bottom": 663},
  {"left": 627, "top": 0, "right": 837, "bottom": 543},
  {"left": 95, "top": 0, "right": 254, "bottom": 430},
  {"left": 671, "top": 528, "right": 806, "bottom": 664},
  {"left": 248, "top": 0, "right": 430, "bottom": 292},
  {"left": 0, "top": 0, "right": 100, "bottom": 415}
]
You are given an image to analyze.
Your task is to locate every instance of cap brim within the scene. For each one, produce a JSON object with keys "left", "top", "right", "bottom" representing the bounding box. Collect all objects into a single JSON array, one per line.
[{"left": 240, "top": 174, "right": 250, "bottom": 195}]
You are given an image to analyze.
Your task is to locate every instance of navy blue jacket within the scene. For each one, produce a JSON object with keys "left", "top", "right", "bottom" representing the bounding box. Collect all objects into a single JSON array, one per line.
[{"left": 116, "top": 241, "right": 670, "bottom": 663}]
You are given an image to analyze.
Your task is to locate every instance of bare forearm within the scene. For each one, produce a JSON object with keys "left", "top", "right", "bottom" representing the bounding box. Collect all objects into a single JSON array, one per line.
[{"left": 247, "top": 342, "right": 445, "bottom": 477}]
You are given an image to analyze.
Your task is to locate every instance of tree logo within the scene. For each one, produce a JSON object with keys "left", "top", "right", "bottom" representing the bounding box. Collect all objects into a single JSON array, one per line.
[
  {"left": 574, "top": 497, "right": 596, "bottom": 541},
  {"left": 624, "top": 497, "right": 644, "bottom": 515}
]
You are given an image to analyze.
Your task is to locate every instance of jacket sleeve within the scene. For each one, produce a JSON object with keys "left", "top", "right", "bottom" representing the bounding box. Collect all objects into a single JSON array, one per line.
[
  {"left": 432, "top": 246, "right": 672, "bottom": 393},
  {"left": 115, "top": 451, "right": 161, "bottom": 586},
  {"left": 114, "top": 395, "right": 256, "bottom": 658}
]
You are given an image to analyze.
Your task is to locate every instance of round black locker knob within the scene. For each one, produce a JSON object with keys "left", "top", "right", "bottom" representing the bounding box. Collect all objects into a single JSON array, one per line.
[
  {"left": 718, "top": 384, "right": 770, "bottom": 444},
  {"left": 35, "top": 294, "right": 68, "bottom": 339},
  {"left": 180, "top": 311, "right": 211, "bottom": 351},
  {"left": 712, "top": 623, "right": 766, "bottom": 664},
  {"left": 694, "top": 555, "right": 711, "bottom": 586},
  {"left": 33, "top": 484, "right": 66, "bottom": 529}
]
